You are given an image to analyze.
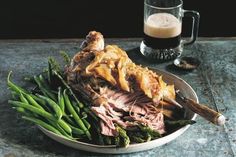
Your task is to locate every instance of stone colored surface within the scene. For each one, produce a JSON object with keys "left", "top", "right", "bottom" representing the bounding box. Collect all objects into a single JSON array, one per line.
[{"left": 0, "top": 38, "right": 235, "bottom": 157}]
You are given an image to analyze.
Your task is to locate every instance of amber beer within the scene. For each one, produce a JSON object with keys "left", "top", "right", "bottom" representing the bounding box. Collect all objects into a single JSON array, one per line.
[{"left": 144, "top": 13, "right": 182, "bottom": 49}]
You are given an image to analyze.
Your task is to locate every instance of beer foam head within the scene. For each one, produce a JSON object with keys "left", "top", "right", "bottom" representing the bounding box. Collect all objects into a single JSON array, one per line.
[{"left": 144, "top": 13, "right": 182, "bottom": 38}]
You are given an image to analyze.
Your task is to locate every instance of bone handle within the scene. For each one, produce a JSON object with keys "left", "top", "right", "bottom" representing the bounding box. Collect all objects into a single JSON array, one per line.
[{"left": 184, "top": 98, "right": 225, "bottom": 126}]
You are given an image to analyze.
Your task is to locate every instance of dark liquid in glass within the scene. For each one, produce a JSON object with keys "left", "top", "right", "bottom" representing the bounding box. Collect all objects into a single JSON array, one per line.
[{"left": 144, "top": 34, "right": 181, "bottom": 49}]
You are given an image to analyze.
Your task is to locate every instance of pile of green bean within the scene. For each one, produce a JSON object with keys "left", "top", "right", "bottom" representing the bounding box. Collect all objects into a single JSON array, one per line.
[
  {"left": 8, "top": 70, "right": 92, "bottom": 140},
  {"left": 7, "top": 55, "right": 196, "bottom": 147}
]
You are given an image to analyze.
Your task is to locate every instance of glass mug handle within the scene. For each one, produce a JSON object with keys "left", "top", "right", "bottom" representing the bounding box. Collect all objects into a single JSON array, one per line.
[{"left": 182, "top": 10, "right": 200, "bottom": 45}]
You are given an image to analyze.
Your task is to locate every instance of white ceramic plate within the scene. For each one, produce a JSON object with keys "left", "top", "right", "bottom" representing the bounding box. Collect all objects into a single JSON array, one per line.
[{"left": 38, "top": 68, "right": 198, "bottom": 154}]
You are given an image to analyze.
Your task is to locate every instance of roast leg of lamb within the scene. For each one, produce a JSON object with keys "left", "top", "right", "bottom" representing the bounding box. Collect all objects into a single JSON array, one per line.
[{"left": 66, "top": 31, "right": 177, "bottom": 136}]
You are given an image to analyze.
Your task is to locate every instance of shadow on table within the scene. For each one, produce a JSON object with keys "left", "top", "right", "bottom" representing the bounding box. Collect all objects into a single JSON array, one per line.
[
  {"left": 126, "top": 47, "right": 167, "bottom": 65},
  {"left": 126, "top": 47, "right": 193, "bottom": 75}
]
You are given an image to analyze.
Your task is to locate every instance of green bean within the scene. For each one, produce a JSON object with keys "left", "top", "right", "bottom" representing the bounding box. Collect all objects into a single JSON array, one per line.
[
  {"left": 47, "top": 119, "right": 73, "bottom": 139},
  {"left": 34, "top": 76, "right": 57, "bottom": 101},
  {"left": 9, "top": 100, "right": 51, "bottom": 117},
  {"left": 57, "top": 119, "right": 72, "bottom": 134},
  {"left": 72, "top": 101, "right": 80, "bottom": 114},
  {"left": 34, "top": 76, "right": 50, "bottom": 97},
  {"left": 58, "top": 87, "right": 65, "bottom": 113},
  {"left": 29, "top": 94, "right": 51, "bottom": 112},
  {"left": 22, "top": 116, "right": 62, "bottom": 135},
  {"left": 18, "top": 94, "right": 42, "bottom": 117},
  {"left": 15, "top": 107, "right": 25, "bottom": 113},
  {"left": 56, "top": 125, "right": 73, "bottom": 139},
  {"left": 48, "top": 60, "right": 53, "bottom": 84},
  {"left": 81, "top": 112, "right": 87, "bottom": 119},
  {"left": 24, "top": 94, "right": 44, "bottom": 110},
  {"left": 14, "top": 107, "right": 33, "bottom": 117},
  {"left": 39, "top": 74, "right": 51, "bottom": 90},
  {"left": 67, "top": 124, "right": 84, "bottom": 135},
  {"left": 19, "top": 93, "right": 28, "bottom": 104},
  {"left": 36, "top": 94, "right": 62, "bottom": 120},
  {"left": 54, "top": 71, "right": 84, "bottom": 108},
  {"left": 8, "top": 100, "right": 71, "bottom": 133},
  {"left": 63, "top": 115, "right": 77, "bottom": 126},
  {"left": 63, "top": 89, "right": 91, "bottom": 140},
  {"left": 82, "top": 119, "right": 91, "bottom": 129},
  {"left": 30, "top": 94, "right": 46, "bottom": 105},
  {"left": 7, "top": 71, "right": 28, "bottom": 94},
  {"left": 13, "top": 90, "right": 44, "bottom": 110}
]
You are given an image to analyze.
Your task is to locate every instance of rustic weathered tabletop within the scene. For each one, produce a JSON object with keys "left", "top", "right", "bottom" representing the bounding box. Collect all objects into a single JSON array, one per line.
[{"left": 0, "top": 38, "right": 235, "bottom": 157}]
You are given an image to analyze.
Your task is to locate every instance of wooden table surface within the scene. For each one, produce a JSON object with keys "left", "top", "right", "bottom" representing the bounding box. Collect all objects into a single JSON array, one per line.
[{"left": 0, "top": 38, "right": 235, "bottom": 157}]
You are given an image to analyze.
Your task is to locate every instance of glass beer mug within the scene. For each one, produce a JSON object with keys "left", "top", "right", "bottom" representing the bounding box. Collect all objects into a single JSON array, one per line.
[{"left": 140, "top": 0, "right": 200, "bottom": 60}]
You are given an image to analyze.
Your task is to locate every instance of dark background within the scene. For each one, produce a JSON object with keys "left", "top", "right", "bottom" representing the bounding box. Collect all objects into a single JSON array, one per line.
[{"left": 0, "top": 0, "right": 235, "bottom": 39}]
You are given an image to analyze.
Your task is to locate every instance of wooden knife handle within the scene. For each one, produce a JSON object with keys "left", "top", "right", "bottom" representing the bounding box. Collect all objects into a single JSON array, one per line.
[{"left": 184, "top": 98, "right": 225, "bottom": 126}]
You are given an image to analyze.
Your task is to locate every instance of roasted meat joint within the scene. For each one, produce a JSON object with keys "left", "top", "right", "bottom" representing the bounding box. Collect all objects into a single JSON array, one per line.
[{"left": 66, "top": 31, "right": 177, "bottom": 137}]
